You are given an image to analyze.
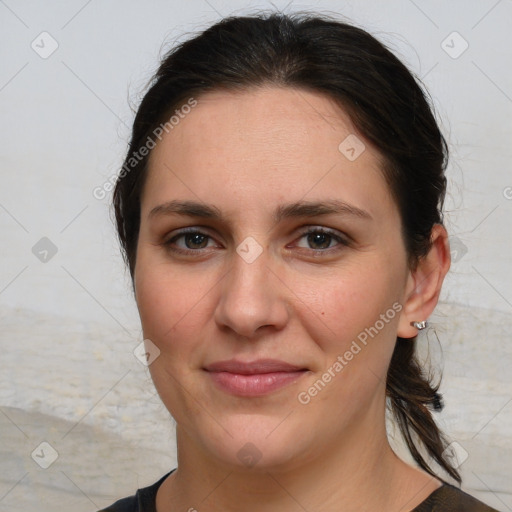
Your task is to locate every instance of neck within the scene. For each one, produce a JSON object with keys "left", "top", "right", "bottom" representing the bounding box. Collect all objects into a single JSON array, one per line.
[{"left": 157, "top": 405, "right": 441, "bottom": 511}]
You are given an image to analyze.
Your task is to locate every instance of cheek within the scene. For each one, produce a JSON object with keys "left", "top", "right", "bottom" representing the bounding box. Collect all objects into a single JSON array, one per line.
[
  {"left": 292, "top": 273, "right": 402, "bottom": 424},
  {"left": 289, "top": 259, "right": 404, "bottom": 383},
  {"left": 134, "top": 258, "right": 213, "bottom": 422},
  {"left": 296, "top": 261, "right": 403, "bottom": 336},
  {"left": 134, "top": 253, "right": 211, "bottom": 342},
  {"left": 135, "top": 264, "right": 207, "bottom": 380}
]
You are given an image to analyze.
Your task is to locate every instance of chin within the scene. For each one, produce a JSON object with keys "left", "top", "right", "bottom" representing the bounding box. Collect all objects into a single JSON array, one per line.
[{"left": 194, "top": 413, "right": 312, "bottom": 472}]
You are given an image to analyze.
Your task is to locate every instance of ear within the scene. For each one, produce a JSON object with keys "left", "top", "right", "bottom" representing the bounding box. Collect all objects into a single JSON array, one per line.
[{"left": 397, "top": 224, "right": 451, "bottom": 339}]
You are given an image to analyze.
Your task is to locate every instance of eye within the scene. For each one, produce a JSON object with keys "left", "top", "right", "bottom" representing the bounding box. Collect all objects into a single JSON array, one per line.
[
  {"left": 294, "top": 227, "right": 348, "bottom": 251},
  {"left": 179, "top": 232, "right": 210, "bottom": 249},
  {"left": 163, "top": 228, "right": 219, "bottom": 254}
]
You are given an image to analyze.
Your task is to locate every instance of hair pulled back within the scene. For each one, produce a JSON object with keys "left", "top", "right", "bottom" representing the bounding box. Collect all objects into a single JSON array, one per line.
[{"left": 113, "top": 12, "right": 459, "bottom": 483}]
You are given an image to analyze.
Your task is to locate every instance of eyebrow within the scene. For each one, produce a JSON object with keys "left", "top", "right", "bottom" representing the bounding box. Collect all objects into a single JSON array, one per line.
[{"left": 148, "top": 199, "right": 372, "bottom": 222}]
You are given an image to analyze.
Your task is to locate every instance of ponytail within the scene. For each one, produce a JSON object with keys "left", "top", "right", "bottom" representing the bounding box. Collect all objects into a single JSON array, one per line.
[{"left": 387, "top": 337, "right": 461, "bottom": 483}]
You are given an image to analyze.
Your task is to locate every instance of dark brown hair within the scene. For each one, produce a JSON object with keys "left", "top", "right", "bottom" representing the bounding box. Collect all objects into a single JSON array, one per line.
[{"left": 113, "top": 12, "right": 459, "bottom": 483}]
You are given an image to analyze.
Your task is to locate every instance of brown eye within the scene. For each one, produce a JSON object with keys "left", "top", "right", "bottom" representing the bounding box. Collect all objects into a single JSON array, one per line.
[
  {"left": 163, "top": 229, "right": 218, "bottom": 254},
  {"left": 183, "top": 233, "right": 209, "bottom": 249},
  {"left": 294, "top": 228, "right": 347, "bottom": 251},
  {"left": 306, "top": 232, "right": 334, "bottom": 250}
]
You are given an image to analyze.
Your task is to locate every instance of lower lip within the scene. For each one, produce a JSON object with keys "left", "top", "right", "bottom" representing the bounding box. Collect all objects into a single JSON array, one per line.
[{"left": 207, "top": 371, "right": 307, "bottom": 396}]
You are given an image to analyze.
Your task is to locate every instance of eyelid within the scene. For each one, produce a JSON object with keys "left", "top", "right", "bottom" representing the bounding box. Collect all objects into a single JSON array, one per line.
[
  {"left": 163, "top": 227, "right": 222, "bottom": 252},
  {"left": 165, "top": 225, "right": 217, "bottom": 238},
  {"left": 162, "top": 225, "right": 350, "bottom": 255},
  {"left": 291, "top": 225, "right": 350, "bottom": 250}
]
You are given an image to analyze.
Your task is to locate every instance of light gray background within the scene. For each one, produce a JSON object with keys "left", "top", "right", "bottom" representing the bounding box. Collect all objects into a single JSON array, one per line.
[{"left": 1, "top": 1, "right": 511, "bottom": 511}]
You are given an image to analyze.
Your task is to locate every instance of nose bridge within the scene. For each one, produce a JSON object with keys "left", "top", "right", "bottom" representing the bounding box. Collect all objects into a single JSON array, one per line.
[{"left": 215, "top": 245, "right": 287, "bottom": 337}]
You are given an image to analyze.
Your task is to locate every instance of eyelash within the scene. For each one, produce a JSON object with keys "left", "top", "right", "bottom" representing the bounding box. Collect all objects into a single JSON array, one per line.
[
  {"left": 294, "top": 227, "right": 349, "bottom": 254},
  {"left": 162, "top": 226, "right": 349, "bottom": 257}
]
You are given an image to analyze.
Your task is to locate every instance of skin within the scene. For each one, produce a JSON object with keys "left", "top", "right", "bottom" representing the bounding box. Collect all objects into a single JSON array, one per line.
[{"left": 133, "top": 86, "right": 451, "bottom": 512}]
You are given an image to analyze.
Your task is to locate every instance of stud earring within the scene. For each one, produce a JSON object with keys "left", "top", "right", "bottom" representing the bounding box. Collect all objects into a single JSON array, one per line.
[{"left": 411, "top": 320, "right": 427, "bottom": 330}]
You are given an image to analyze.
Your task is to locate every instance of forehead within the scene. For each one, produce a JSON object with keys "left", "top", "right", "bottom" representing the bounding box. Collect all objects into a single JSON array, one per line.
[{"left": 142, "top": 86, "right": 395, "bottom": 221}]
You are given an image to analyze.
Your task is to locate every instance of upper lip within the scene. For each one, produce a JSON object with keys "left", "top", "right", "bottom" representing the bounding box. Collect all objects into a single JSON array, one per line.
[{"left": 204, "top": 359, "right": 306, "bottom": 375}]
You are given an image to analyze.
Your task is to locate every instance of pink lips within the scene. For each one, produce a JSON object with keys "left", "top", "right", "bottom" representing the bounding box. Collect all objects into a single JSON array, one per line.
[{"left": 204, "top": 359, "right": 308, "bottom": 397}]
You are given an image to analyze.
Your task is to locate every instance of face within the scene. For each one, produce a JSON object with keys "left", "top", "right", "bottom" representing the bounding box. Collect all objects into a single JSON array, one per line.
[{"left": 134, "top": 87, "right": 413, "bottom": 471}]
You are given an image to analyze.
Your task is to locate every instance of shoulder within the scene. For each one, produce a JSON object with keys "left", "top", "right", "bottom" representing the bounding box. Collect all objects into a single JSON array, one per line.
[
  {"left": 99, "top": 494, "right": 138, "bottom": 512},
  {"left": 98, "top": 470, "right": 175, "bottom": 512},
  {"left": 414, "top": 483, "right": 501, "bottom": 512}
]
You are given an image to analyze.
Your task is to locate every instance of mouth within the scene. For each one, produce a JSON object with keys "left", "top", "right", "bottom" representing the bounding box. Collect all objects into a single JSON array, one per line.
[{"left": 203, "top": 359, "right": 309, "bottom": 397}]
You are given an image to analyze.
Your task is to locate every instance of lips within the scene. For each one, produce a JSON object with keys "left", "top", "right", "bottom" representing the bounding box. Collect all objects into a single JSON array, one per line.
[
  {"left": 204, "top": 359, "right": 308, "bottom": 396},
  {"left": 205, "top": 359, "right": 305, "bottom": 374}
]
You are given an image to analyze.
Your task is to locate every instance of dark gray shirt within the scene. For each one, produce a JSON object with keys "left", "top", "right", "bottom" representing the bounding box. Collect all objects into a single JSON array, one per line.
[{"left": 99, "top": 471, "right": 500, "bottom": 512}]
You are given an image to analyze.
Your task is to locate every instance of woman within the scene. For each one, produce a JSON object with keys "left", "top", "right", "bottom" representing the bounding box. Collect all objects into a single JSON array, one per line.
[{"left": 101, "top": 12, "right": 499, "bottom": 512}]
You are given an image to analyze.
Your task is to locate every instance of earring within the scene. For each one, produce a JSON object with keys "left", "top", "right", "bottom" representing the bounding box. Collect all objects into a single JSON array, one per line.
[{"left": 411, "top": 320, "right": 428, "bottom": 330}]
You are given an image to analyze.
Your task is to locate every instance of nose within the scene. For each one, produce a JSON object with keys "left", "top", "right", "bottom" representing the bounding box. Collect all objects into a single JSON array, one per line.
[{"left": 214, "top": 248, "right": 289, "bottom": 339}]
